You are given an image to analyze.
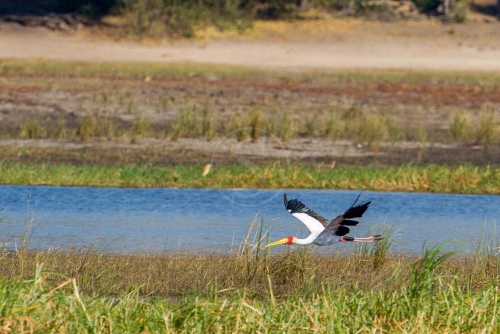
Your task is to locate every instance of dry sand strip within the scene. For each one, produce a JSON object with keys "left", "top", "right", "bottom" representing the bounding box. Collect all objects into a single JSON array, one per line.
[{"left": 1, "top": 19, "right": 500, "bottom": 71}]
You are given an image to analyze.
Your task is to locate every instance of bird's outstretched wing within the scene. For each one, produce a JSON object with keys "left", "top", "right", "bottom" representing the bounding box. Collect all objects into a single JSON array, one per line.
[
  {"left": 322, "top": 193, "right": 372, "bottom": 237},
  {"left": 284, "top": 193, "right": 327, "bottom": 235}
]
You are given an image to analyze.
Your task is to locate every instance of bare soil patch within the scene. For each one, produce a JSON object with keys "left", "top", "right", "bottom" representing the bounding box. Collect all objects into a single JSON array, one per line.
[
  {"left": 1, "top": 18, "right": 500, "bottom": 167},
  {"left": 1, "top": 16, "right": 500, "bottom": 71}
]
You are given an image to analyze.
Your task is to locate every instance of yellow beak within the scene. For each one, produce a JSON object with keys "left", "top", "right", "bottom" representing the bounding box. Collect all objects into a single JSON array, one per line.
[{"left": 265, "top": 237, "right": 290, "bottom": 248}]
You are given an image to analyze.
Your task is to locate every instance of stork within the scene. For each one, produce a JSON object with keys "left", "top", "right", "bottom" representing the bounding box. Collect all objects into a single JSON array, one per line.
[{"left": 266, "top": 194, "right": 383, "bottom": 248}]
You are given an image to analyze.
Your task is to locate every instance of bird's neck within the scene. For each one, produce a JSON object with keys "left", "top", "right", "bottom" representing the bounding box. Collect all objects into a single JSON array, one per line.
[{"left": 293, "top": 233, "right": 320, "bottom": 245}]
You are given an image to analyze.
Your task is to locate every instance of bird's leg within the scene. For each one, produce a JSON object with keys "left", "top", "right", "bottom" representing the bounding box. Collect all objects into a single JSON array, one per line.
[{"left": 340, "top": 235, "right": 384, "bottom": 242}]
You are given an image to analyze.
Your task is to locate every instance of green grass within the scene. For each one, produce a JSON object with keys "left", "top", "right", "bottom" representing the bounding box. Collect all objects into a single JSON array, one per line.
[
  {"left": 0, "top": 162, "right": 499, "bottom": 194},
  {"left": 2, "top": 59, "right": 500, "bottom": 84},
  {"left": 1, "top": 245, "right": 499, "bottom": 332},
  {"left": 1, "top": 271, "right": 498, "bottom": 332},
  {"left": 1, "top": 215, "right": 499, "bottom": 332},
  {"left": 0, "top": 59, "right": 269, "bottom": 81}
]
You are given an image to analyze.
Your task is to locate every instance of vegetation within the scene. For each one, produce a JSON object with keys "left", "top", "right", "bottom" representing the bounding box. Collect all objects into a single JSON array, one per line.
[
  {"left": 1, "top": 59, "right": 500, "bottom": 148},
  {"left": 0, "top": 162, "right": 498, "bottom": 194},
  {"left": 3, "top": 106, "right": 500, "bottom": 147},
  {"left": 4, "top": 58, "right": 500, "bottom": 83},
  {"left": 0, "top": 220, "right": 499, "bottom": 332},
  {"left": 4, "top": 0, "right": 477, "bottom": 37}
]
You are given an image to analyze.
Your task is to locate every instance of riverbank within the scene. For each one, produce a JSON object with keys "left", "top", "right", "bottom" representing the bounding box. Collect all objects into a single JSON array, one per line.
[
  {"left": 1, "top": 59, "right": 500, "bottom": 175},
  {"left": 0, "top": 162, "right": 499, "bottom": 194}
]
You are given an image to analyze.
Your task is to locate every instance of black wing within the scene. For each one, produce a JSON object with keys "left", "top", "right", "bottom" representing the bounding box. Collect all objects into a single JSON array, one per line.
[
  {"left": 321, "top": 193, "right": 372, "bottom": 237},
  {"left": 284, "top": 193, "right": 328, "bottom": 227}
]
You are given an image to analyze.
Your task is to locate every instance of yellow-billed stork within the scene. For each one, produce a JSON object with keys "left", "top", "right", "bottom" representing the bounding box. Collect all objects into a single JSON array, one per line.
[{"left": 266, "top": 193, "right": 383, "bottom": 247}]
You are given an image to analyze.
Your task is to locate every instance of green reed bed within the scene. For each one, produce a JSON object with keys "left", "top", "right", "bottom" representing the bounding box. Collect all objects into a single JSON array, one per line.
[{"left": 0, "top": 162, "right": 499, "bottom": 194}]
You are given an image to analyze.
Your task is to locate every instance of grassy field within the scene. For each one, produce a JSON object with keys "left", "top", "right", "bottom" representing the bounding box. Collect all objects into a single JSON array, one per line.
[
  {"left": 1, "top": 233, "right": 499, "bottom": 332},
  {"left": 2, "top": 59, "right": 500, "bottom": 331},
  {"left": 4, "top": 58, "right": 500, "bottom": 83},
  {"left": 0, "top": 161, "right": 499, "bottom": 194},
  {"left": 2, "top": 59, "right": 500, "bottom": 146}
]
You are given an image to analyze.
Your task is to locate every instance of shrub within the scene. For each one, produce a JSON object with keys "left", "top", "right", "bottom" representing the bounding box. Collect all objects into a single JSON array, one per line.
[
  {"left": 449, "top": 112, "right": 472, "bottom": 141},
  {"left": 412, "top": 0, "right": 440, "bottom": 12},
  {"left": 476, "top": 113, "right": 498, "bottom": 152},
  {"left": 18, "top": 120, "right": 46, "bottom": 139},
  {"left": 354, "top": 114, "right": 388, "bottom": 151}
]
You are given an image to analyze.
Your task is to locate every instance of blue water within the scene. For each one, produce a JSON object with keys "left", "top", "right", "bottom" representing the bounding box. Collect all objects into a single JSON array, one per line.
[{"left": 0, "top": 186, "right": 498, "bottom": 255}]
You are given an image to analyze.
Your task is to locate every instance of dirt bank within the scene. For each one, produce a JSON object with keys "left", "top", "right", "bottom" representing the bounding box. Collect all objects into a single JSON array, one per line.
[
  {"left": 1, "top": 17, "right": 500, "bottom": 71},
  {"left": 1, "top": 17, "right": 500, "bottom": 168}
]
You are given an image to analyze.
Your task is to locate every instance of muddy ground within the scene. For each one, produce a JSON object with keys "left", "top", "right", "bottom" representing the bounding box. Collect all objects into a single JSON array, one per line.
[
  {"left": 1, "top": 17, "right": 500, "bottom": 168},
  {"left": 1, "top": 72, "right": 500, "bottom": 167}
]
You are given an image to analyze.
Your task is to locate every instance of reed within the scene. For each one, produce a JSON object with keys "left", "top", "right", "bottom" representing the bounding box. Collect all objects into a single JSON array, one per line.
[
  {"left": 10, "top": 105, "right": 500, "bottom": 145},
  {"left": 132, "top": 114, "right": 152, "bottom": 137},
  {"left": 0, "top": 216, "right": 499, "bottom": 332},
  {"left": 228, "top": 115, "right": 248, "bottom": 141},
  {"left": 0, "top": 241, "right": 499, "bottom": 332},
  {"left": 352, "top": 114, "right": 389, "bottom": 152},
  {"left": 272, "top": 109, "right": 294, "bottom": 141},
  {"left": 201, "top": 105, "right": 215, "bottom": 141},
  {"left": 77, "top": 113, "right": 118, "bottom": 140}
]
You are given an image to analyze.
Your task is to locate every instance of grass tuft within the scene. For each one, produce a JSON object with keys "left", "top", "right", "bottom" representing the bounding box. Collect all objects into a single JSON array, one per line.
[
  {"left": 450, "top": 111, "right": 473, "bottom": 141},
  {"left": 18, "top": 120, "right": 46, "bottom": 139}
]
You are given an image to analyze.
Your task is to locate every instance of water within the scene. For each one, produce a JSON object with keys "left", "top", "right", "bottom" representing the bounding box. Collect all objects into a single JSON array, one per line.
[{"left": 0, "top": 185, "right": 498, "bottom": 255}]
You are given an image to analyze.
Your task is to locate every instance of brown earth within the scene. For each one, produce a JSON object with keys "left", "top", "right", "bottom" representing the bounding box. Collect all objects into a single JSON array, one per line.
[
  {"left": 1, "top": 15, "right": 500, "bottom": 167},
  {"left": 1, "top": 16, "right": 500, "bottom": 71}
]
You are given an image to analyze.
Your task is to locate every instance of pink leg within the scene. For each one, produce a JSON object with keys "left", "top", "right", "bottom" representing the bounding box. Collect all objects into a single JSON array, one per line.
[{"left": 340, "top": 235, "right": 384, "bottom": 242}]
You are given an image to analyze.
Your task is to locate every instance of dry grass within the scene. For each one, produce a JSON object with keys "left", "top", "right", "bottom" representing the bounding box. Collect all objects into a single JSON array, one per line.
[
  {"left": 4, "top": 102, "right": 500, "bottom": 150},
  {"left": 1, "top": 240, "right": 499, "bottom": 299},
  {"left": 1, "top": 215, "right": 499, "bottom": 332},
  {"left": 2, "top": 59, "right": 500, "bottom": 152},
  {"left": 0, "top": 217, "right": 498, "bottom": 299}
]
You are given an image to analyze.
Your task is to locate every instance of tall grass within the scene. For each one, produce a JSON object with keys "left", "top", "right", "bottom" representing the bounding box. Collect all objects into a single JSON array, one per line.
[
  {"left": 1, "top": 215, "right": 500, "bottom": 331},
  {"left": 18, "top": 120, "right": 47, "bottom": 139},
  {"left": 9, "top": 105, "right": 499, "bottom": 146},
  {"left": 0, "top": 272, "right": 498, "bottom": 332},
  {"left": 450, "top": 111, "right": 473, "bottom": 140},
  {"left": 476, "top": 113, "right": 498, "bottom": 152},
  {"left": 0, "top": 236, "right": 499, "bottom": 332},
  {"left": 8, "top": 95, "right": 498, "bottom": 148},
  {"left": 2, "top": 59, "right": 500, "bottom": 145}
]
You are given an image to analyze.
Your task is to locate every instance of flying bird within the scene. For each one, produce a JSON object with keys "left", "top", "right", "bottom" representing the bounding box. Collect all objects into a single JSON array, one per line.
[{"left": 266, "top": 193, "right": 383, "bottom": 248}]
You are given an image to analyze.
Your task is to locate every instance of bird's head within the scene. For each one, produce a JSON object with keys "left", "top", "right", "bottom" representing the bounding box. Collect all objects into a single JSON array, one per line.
[{"left": 265, "top": 236, "right": 294, "bottom": 248}]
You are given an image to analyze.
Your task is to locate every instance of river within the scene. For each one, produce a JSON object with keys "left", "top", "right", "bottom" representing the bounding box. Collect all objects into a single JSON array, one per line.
[{"left": 0, "top": 186, "right": 498, "bottom": 255}]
